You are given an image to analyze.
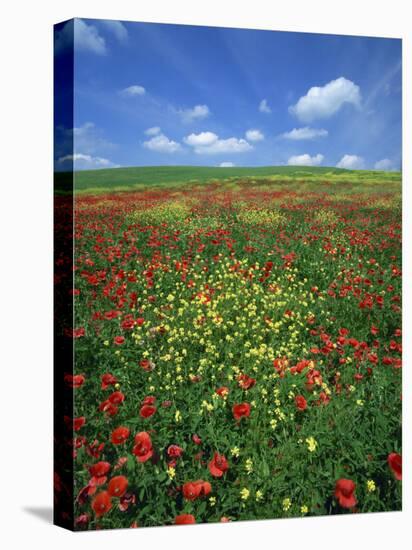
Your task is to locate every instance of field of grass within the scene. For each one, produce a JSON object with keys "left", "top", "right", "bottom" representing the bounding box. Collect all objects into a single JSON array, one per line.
[
  {"left": 56, "top": 168, "right": 402, "bottom": 529},
  {"left": 53, "top": 165, "right": 401, "bottom": 194}
]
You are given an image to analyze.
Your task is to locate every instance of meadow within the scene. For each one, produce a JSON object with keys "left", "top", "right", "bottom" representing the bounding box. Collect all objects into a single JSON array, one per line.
[{"left": 65, "top": 166, "right": 402, "bottom": 529}]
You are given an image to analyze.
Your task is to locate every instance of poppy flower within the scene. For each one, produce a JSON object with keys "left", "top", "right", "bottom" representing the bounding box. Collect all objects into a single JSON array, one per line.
[
  {"left": 167, "top": 445, "right": 183, "bottom": 458},
  {"left": 91, "top": 491, "right": 112, "bottom": 517},
  {"left": 99, "top": 400, "right": 119, "bottom": 416},
  {"left": 114, "top": 336, "right": 125, "bottom": 345},
  {"left": 119, "top": 492, "right": 136, "bottom": 511},
  {"left": 108, "top": 476, "right": 128, "bottom": 498},
  {"left": 132, "top": 431, "right": 153, "bottom": 462},
  {"left": 387, "top": 453, "right": 402, "bottom": 480},
  {"left": 208, "top": 452, "right": 229, "bottom": 477},
  {"left": 73, "top": 417, "right": 86, "bottom": 431},
  {"left": 232, "top": 403, "right": 251, "bottom": 421},
  {"left": 101, "top": 373, "right": 117, "bottom": 390},
  {"left": 111, "top": 426, "right": 130, "bottom": 445},
  {"left": 64, "top": 374, "right": 85, "bottom": 388},
  {"left": 175, "top": 514, "right": 196, "bottom": 525},
  {"left": 216, "top": 386, "right": 229, "bottom": 397},
  {"left": 89, "top": 461, "right": 111, "bottom": 479},
  {"left": 139, "top": 404, "right": 157, "bottom": 418},
  {"left": 108, "top": 391, "right": 125, "bottom": 405},
  {"left": 182, "top": 480, "right": 211, "bottom": 500},
  {"left": 334, "top": 478, "right": 357, "bottom": 508},
  {"left": 192, "top": 434, "right": 202, "bottom": 445},
  {"left": 142, "top": 395, "right": 156, "bottom": 405},
  {"left": 295, "top": 395, "right": 307, "bottom": 411},
  {"left": 237, "top": 374, "right": 256, "bottom": 390}
]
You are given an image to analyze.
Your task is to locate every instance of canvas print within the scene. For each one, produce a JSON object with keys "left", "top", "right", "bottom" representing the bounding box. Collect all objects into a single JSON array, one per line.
[{"left": 54, "top": 18, "right": 402, "bottom": 530}]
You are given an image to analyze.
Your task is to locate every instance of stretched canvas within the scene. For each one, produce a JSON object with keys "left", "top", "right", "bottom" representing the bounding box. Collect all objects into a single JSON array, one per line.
[{"left": 54, "top": 18, "right": 402, "bottom": 531}]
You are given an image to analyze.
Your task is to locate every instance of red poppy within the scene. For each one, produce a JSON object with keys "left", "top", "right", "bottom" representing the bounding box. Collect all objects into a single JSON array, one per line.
[
  {"left": 91, "top": 491, "right": 112, "bottom": 517},
  {"left": 73, "top": 417, "right": 86, "bottom": 431},
  {"left": 182, "top": 480, "right": 211, "bottom": 500},
  {"left": 89, "top": 461, "right": 111, "bottom": 479},
  {"left": 208, "top": 452, "right": 229, "bottom": 478},
  {"left": 216, "top": 386, "right": 229, "bottom": 397},
  {"left": 232, "top": 403, "right": 251, "bottom": 421},
  {"left": 192, "top": 434, "right": 202, "bottom": 445},
  {"left": 64, "top": 374, "right": 85, "bottom": 388},
  {"left": 101, "top": 373, "right": 117, "bottom": 390},
  {"left": 119, "top": 492, "right": 136, "bottom": 511},
  {"left": 334, "top": 479, "right": 357, "bottom": 508},
  {"left": 175, "top": 514, "right": 196, "bottom": 525},
  {"left": 99, "top": 400, "right": 119, "bottom": 416},
  {"left": 387, "top": 453, "right": 402, "bottom": 480},
  {"left": 132, "top": 431, "right": 153, "bottom": 462},
  {"left": 237, "top": 374, "right": 256, "bottom": 390},
  {"left": 111, "top": 426, "right": 130, "bottom": 445},
  {"left": 295, "top": 395, "right": 307, "bottom": 411},
  {"left": 139, "top": 404, "right": 157, "bottom": 418},
  {"left": 167, "top": 445, "right": 183, "bottom": 458},
  {"left": 114, "top": 336, "right": 125, "bottom": 345},
  {"left": 108, "top": 391, "right": 125, "bottom": 405},
  {"left": 142, "top": 395, "right": 156, "bottom": 405},
  {"left": 108, "top": 476, "right": 128, "bottom": 498},
  {"left": 121, "top": 318, "right": 135, "bottom": 330}
]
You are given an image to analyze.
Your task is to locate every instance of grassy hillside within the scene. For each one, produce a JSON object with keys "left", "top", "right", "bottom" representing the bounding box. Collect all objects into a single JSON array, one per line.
[{"left": 54, "top": 165, "right": 402, "bottom": 194}]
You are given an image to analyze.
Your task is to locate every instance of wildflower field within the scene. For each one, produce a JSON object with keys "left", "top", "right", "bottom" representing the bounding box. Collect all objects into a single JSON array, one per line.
[{"left": 64, "top": 167, "right": 402, "bottom": 529}]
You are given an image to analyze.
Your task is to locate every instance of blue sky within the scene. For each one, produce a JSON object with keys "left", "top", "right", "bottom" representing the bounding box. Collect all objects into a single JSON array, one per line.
[{"left": 55, "top": 18, "right": 402, "bottom": 171}]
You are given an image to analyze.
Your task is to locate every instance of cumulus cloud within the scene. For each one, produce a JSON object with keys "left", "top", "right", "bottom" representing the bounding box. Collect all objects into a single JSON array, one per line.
[
  {"left": 121, "top": 85, "right": 146, "bottom": 97},
  {"left": 184, "top": 132, "right": 253, "bottom": 154},
  {"left": 144, "top": 126, "right": 161, "bottom": 136},
  {"left": 74, "top": 19, "right": 107, "bottom": 54},
  {"left": 288, "top": 153, "right": 324, "bottom": 166},
  {"left": 100, "top": 20, "right": 128, "bottom": 42},
  {"left": 58, "top": 153, "right": 117, "bottom": 170},
  {"left": 245, "top": 129, "right": 264, "bottom": 142},
  {"left": 289, "top": 77, "right": 361, "bottom": 122},
  {"left": 55, "top": 19, "right": 107, "bottom": 55},
  {"left": 219, "top": 162, "right": 235, "bottom": 167},
  {"left": 281, "top": 127, "right": 328, "bottom": 140},
  {"left": 143, "top": 133, "right": 181, "bottom": 153},
  {"left": 72, "top": 122, "right": 116, "bottom": 154},
  {"left": 259, "top": 99, "right": 271, "bottom": 113},
  {"left": 336, "top": 154, "right": 365, "bottom": 169},
  {"left": 178, "top": 104, "right": 210, "bottom": 123},
  {"left": 374, "top": 158, "right": 393, "bottom": 171},
  {"left": 184, "top": 132, "right": 218, "bottom": 146}
]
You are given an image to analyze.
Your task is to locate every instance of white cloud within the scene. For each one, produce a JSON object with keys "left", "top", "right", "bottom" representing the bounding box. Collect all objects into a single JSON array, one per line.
[
  {"left": 144, "top": 126, "right": 161, "bottom": 136},
  {"left": 374, "top": 158, "right": 393, "bottom": 171},
  {"left": 58, "top": 153, "right": 117, "bottom": 170},
  {"left": 121, "top": 85, "right": 146, "bottom": 97},
  {"left": 245, "top": 129, "right": 264, "bottom": 142},
  {"left": 100, "top": 20, "right": 128, "bottom": 42},
  {"left": 178, "top": 104, "right": 210, "bottom": 123},
  {"left": 184, "top": 132, "right": 218, "bottom": 146},
  {"left": 219, "top": 162, "right": 235, "bottom": 167},
  {"left": 336, "top": 154, "right": 365, "bottom": 169},
  {"left": 184, "top": 132, "right": 253, "bottom": 155},
  {"left": 281, "top": 127, "right": 328, "bottom": 140},
  {"left": 289, "top": 77, "right": 361, "bottom": 122},
  {"left": 259, "top": 99, "right": 271, "bottom": 113},
  {"left": 74, "top": 19, "right": 107, "bottom": 55},
  {"left": 72, "top": 122, "right": 115, "bottom": 154},
  {"left": 288, "top": 153, "right": 324, "bottom": 166},
  {"left": 143, "top": 133, "right": 181, "bottom": 153}
]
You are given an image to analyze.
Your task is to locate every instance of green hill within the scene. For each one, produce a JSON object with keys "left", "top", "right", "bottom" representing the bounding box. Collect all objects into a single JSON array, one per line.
[{"left": 54, "top": 165, "right": 401, "bottom": 194}]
